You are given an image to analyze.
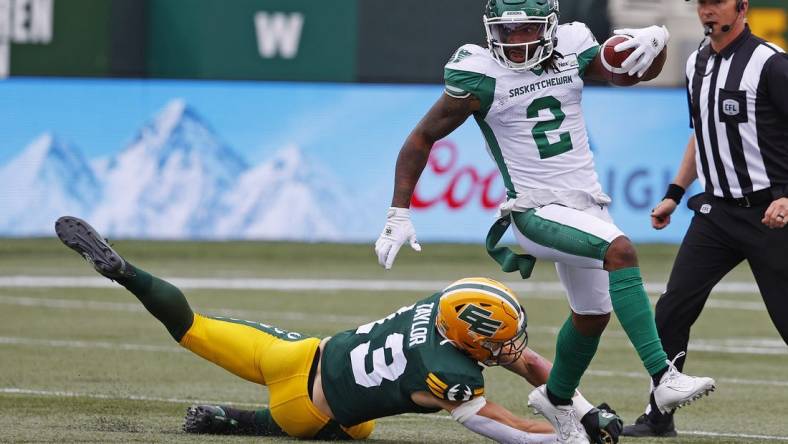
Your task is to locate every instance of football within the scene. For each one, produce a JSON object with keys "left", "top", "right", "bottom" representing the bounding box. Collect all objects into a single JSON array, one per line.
[{"left": 600, "top": 35, "right": 640, "bottom": 87}]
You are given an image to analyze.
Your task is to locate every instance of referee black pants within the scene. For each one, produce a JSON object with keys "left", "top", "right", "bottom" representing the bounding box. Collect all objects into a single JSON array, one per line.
[{"left": 654, "top": 192, "right": 788, "bottom": 374}]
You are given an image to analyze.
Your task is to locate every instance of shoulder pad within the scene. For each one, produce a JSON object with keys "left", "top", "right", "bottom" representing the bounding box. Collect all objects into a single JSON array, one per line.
[
  {"left": 443, "top": 45, "right": 497, "bottom": 115},
  {"left": 556, "top": 22, "right": 598, "bottom": 55},
  {"left": 445, "top": 44, "right": 493, "bottom": 74},
  {"left": 425, "top": 370, "right": 484, "bottom": 402}
]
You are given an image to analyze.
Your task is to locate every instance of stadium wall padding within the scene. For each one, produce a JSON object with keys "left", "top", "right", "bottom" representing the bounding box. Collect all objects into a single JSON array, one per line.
[{"left": 5, "top": 0, "right": 784, "bottom": 82}]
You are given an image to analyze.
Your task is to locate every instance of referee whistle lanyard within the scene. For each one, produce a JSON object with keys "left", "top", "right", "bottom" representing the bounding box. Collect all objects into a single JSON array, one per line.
[{"left": 485, "top": 210, "right": 536, "bottom": 280}]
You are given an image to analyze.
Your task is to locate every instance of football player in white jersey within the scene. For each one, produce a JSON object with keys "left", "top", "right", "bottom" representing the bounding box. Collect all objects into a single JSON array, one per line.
[{"left": 375, "top": 1, "right": 716, "bottom": 442}]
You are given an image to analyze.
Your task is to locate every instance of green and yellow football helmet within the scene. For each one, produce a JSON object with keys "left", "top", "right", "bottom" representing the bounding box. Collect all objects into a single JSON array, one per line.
[
  {"left": 436, "top": 277, "right": 528, "bottom": 366},
  {"left": 483, "top": 0, "right": 560, "bottom": 71}
]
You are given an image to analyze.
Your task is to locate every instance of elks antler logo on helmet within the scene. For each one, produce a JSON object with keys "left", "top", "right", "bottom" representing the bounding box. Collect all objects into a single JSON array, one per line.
[
  {"left": 457, "top": 304, "right": 503, "bottom": 336},
  {"left": 436, "top": 277, "right": 528, "bottom": 366}
]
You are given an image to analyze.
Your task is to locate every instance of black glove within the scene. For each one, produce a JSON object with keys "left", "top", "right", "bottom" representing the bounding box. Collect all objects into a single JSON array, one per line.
[
  {"left": 184, "top": 405, "right": 240, "bottom": 434},
  {"left": 580, "top": 402, "right": 624, "bottom": 444}
]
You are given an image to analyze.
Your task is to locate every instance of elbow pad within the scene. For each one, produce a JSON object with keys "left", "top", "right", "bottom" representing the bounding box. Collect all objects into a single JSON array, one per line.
[{"left": 451, "top": 396, "right": 487, "bottom": 423}]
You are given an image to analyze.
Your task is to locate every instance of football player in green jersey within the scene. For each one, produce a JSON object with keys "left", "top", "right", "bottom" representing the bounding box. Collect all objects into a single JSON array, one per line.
[
  {"left": 56, "top": 216, "right": 622, "bottom": 443},
  {"left": 375, "top": 1, "right": 715, "bottom": 442}
]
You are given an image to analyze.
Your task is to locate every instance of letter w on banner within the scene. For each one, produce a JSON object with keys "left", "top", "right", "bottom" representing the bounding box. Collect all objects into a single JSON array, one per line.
[{"left": 254, "top": 11, "right": 304, "bottom": 59}]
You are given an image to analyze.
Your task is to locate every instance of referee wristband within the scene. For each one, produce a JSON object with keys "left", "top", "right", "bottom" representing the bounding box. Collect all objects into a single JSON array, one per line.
[{"left": 663, "top": 184, "right": 686, "bottom": 204}]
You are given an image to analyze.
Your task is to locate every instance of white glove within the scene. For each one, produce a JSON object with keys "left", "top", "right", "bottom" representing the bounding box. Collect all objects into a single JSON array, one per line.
[
  {"left": 375, "top": 207, "right": 421, "bottom": 269},
  {"left": 613, "top": 25, "right": 670, "bottom": 78}
]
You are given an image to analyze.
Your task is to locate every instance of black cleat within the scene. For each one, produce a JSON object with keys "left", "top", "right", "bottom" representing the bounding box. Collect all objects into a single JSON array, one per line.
[
  {"left": 621, "top": 413, "right": 677, "bottom": 438},
  {"left": 55, "top": 216, "right": 133, "bottom": 280},
  {"left": 183, "top": 405, "right": 239, "bottom": 434}
]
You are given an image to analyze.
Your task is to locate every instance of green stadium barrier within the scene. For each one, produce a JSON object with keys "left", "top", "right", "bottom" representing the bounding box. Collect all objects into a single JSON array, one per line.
[
  {"left": 4, "top": 0, "right": 110, "bottom": 77},
  {"left": 147, "top": 0, "right": 358, "bottom": 81}
]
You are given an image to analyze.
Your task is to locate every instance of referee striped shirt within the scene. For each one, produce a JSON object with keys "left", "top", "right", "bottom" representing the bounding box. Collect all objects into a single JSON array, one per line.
[{"left": 686, "top": 25, "right": 788, "bottom": 199}]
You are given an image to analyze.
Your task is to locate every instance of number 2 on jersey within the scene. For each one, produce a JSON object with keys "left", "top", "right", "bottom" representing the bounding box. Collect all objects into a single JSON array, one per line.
[{"left": 527, "top": 96, "right": 573, "bottom": 159}]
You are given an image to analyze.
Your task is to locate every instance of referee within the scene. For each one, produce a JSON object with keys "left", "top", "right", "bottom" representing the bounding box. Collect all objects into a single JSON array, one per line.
[{"left": 623, "top": 0, "right": 788, "bottom": 437}]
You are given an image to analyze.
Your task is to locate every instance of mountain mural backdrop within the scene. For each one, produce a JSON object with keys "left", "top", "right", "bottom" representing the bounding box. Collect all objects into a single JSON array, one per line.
[{"left": 0, "top": 99, "right": 373, "bottom": 240}]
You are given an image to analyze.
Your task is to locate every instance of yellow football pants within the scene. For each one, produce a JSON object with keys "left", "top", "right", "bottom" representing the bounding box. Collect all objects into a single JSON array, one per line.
[{"left": 178, "top": 313, "right": 374, "bottom": 439}]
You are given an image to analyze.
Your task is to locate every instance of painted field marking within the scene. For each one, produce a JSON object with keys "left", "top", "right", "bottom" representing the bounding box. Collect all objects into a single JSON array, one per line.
[
  {"left": 0, "top": 275, "right": 762, "bottom": 295},
  {"left": 0, "top": 295, "right": 370, "bottom": 324},
  {"left": 2, "top": 387, "right": 787, "bottom": 441},
  {"left": 0, "top": 336, "right": 182, "bottom": 353},
  {"left": 0, "top": 387, "right": 260, "bottom": 408},
  {"left": 1, "top": 291, "right": 785, "bottom": 356},
  {"left": 0, "top": 276, "right": 769, "bottom": 311},
  {"left": 1, "top": 333, "right": 786, "bottom": 379}
]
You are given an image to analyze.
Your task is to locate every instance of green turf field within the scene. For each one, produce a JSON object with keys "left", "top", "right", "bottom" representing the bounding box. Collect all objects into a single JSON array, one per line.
[{"left": 0, "top": 238, "right": 785, "bottom": 443}]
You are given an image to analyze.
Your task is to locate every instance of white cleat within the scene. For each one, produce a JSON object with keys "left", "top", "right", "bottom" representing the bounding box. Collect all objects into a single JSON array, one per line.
[
  {"left": 528, "top": 385, "right": 590, "bottom": 444},
  {"left": 653, "top": 352, "right": 716, "bottom": 414}
]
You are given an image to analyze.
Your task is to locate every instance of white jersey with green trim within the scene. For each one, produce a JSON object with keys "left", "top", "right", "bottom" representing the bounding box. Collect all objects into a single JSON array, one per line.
[{"left": 444, "top": 22, "right": 606, "bottom": 203}]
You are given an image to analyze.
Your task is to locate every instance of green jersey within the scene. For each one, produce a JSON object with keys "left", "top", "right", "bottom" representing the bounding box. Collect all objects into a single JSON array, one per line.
[{"left": 321, "top": 293, "right": 485, "bottom": 426}]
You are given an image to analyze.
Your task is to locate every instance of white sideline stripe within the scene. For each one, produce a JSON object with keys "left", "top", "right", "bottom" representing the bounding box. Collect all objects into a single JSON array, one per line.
[
  {"left": 0, "top": 336, "right": 183, "bottom": 353},
  {"left": 1, "top": 292, "right": 785, "bottom": 356},
  {"left": 2, "top": 292, "right": 785, "bottom": 352},
  {"left": 0, "top": 295, "right": 376, "bottom": 324},
  {"left": 681, "top": 430, "right": 788, "bottom": 441},
  {"left": 0, "top": 276, "right": 769, "bottom": 311},
  {"left": 2, "top": 334, "right": 786, "bottom": 385},
  {"left": 395, "top": 415, "right": 788, "bottom": 441},
  {"left": 584, "top": 369, "right": 788, "bottom": 387},
  {"left": 2, "top": 388, "right": 787, "bottom": 442},
  {"left": 0, "top": 275, "right": 761, "bottom": 294},
  {"left": 0, "top": 388, "right": 261, "bottom": 408}
]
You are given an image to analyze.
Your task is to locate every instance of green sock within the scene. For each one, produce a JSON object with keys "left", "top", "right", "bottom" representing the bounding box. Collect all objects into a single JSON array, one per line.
[
  {"left": 546, "top": 316, "right": 600, "bottom": 400},
  {"left": 609, "top": 267, "right": 668, "bottom": 375},
  {"left": 116, "top": 264, "right": 194, "bottom": 342},
  {"left": 253, "top": 409, "right": 288, "bottom": 437}
]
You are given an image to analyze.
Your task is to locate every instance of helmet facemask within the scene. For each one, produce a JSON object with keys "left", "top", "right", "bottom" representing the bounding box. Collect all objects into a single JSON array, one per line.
[
  {"left": 484, "top": 11, "right": 558, "bottom": 71},
  {"left": 480, "top": 322, "right": 528, "bottom": 366}
]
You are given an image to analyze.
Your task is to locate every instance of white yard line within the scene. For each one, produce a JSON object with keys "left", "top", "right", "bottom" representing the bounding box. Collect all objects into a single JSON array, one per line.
[
  {"left": 1, "top": 387, "right": 786, "bottom": 441},
  {"left": 0, "top": 336, "right": 182, "bottom": 353},
  {"left": 0, "top": 295, "right": 373, "bottom": 324},
  {"left": 680, "top": 430, "right": 788, "bottom": 441},
  {"left": 1, "top": 291, "right": 785, "bottom": 356},
  {"left": 2, "top": 333, "right": 786, "bottom": 376},
  {"left": 0, "top": 276, "right": 769, "bottom": 311},
  {"left": 0, "top": 387, "right": 260, "bottom": 408},
  {"left": 0, "top": 275, "right": 760, "bottom": 294}
]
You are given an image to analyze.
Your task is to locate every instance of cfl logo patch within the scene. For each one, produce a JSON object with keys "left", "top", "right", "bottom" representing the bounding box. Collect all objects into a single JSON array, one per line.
[{"left": 723, "top": 99, "right": 740, "bottom": 116}]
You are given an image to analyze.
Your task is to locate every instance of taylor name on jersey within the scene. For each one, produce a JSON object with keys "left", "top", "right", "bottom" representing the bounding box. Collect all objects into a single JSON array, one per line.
[{"left": 444, "top": 22, "right": 604, "bottom": 198}]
